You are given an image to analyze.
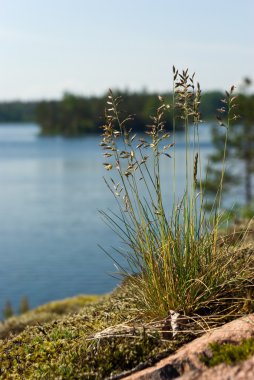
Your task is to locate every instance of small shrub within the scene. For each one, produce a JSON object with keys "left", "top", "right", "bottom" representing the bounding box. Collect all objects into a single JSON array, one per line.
[{"left": 3, "top": 300, "right": 14, "bottom": 320}]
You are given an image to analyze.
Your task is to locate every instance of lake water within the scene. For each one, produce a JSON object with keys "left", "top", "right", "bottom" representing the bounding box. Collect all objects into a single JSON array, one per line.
[{"left": 0, "top": 123, "right": 215, "bottom": 313}]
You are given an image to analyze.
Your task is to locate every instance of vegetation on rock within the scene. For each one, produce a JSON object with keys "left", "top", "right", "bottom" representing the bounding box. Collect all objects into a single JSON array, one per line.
[
  {"left": 100, "top": 68, "right": 254, "bottom": 320},
  {"left": 0, "top": 294, "right": 100, "bottom": 340},
  {"left": 201, "top": 338, "right": 254, "bottom": 367},
  {"left": 0, "top": 286, "right": 190, "bottom": 379}
]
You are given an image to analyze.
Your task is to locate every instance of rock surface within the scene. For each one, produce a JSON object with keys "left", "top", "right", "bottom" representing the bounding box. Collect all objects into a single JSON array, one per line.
[{"left": 123, "top": 314, "right": 254, "bottom": 379}]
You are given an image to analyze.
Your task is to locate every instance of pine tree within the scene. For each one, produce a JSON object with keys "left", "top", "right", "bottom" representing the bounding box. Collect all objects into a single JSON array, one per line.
[
  {"left": 3, "top": 300, "right": 14, "bottom": 320},
  {"left": 19, "top": 296, "right": 30, "bottom": 314},
  {"left": 204, "top": 80, "right": 254, "bottom": 211}
]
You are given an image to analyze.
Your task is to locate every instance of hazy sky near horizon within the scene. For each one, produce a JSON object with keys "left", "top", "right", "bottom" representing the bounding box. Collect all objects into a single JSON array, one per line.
[{"left": 0, "top": 0, "right": 253, "bottom": 100}]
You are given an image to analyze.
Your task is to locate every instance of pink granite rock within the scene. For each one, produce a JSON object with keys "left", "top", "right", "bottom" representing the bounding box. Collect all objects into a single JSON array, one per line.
[{"left": 123, "top": 314, "right": 254, "bottom": 380}]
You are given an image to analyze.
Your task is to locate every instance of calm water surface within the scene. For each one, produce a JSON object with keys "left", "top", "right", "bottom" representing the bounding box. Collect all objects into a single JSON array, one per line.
[{"left": 0, "top": 123, "right": 213, "bottom": 312}]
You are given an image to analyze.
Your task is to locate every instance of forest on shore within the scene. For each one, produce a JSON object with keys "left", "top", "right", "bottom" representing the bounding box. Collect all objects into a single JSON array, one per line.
[{"left": 0, "top": 91, "right": 224, "bottom": 136}]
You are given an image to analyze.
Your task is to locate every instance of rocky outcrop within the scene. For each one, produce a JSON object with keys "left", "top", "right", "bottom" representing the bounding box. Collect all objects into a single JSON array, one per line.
[{"left": 123, "top": 314, "right": 254, "bottom": 379}]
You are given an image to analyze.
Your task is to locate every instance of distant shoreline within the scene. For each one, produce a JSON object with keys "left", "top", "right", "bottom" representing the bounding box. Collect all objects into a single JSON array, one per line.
[{"left": 0, "top": 90, "right": 223, "bottom": 137}]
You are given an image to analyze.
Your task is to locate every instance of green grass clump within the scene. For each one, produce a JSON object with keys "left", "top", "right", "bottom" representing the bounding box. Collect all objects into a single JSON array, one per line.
[
  {"left": 201, "top": 338, "right": 254, "bottom": 367},
  {"left": 100, "top": 67, "right": 254, "bottom": 319}
]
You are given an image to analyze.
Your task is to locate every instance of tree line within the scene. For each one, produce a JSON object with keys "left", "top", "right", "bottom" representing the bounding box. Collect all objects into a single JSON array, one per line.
[
  {"left": 0, "top": 91, "right": 223, "bottom": 135},
  {"left": 0, "top": 101, "right": 37, "bottom": 122},
  {"left": 36, "top": 91, "right": 225, "bottom": 136}
]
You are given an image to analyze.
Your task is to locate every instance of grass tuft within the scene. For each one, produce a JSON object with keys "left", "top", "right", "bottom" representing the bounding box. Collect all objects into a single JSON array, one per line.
[{"left": 100, "top": 68, "right": 254, "bottom": 320}]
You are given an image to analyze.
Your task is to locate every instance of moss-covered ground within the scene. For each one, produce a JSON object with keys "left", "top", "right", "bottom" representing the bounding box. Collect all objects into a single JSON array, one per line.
[
  {"left": 0, "top": 295, "right": 100, "bottom": 340},
  {"left": 0, "top": 286, "right": 191, "bottom": 379}
]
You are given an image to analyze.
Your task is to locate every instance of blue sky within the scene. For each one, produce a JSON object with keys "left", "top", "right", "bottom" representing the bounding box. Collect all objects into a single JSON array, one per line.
[{"left": 0, "top": 0, "right": 253, "bottom": 100}]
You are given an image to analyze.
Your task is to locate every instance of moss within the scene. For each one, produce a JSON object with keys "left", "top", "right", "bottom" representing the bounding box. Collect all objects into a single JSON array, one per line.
[
  {"left": 201, "top": 338, "right": 254, "bottom": 367},
  {"left": 0, "top": 286, "right": 187, "bottom": 379},
  {"left": 0, "top": 294, "right": 101, "bottom": 339},
  {"left": 33, "top": 294, "right": 100, "bottom": 315}
]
